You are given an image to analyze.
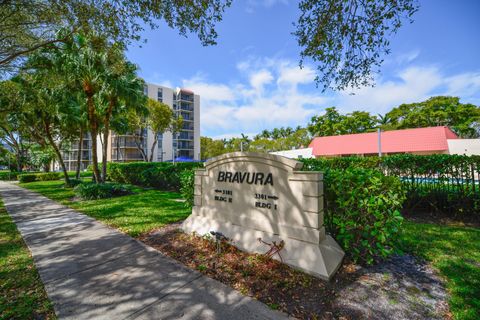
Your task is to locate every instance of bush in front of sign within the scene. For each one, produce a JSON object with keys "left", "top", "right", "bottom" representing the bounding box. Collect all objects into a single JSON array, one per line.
[
  {"left": 325, "top": 167, "right": 406, "bottom": 265},
  {"left": 180, "top": 169, "right": 195, "bottom": 207}
]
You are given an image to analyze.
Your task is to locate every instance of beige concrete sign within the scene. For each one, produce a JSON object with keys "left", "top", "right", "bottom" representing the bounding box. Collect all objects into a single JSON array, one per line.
[{"left": 182, "top": 152, "right": 344, "bottom": 280}]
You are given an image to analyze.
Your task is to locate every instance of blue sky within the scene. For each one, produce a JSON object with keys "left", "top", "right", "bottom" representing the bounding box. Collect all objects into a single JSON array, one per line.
[{"left": 127, "top": 0, "right": 480, "bottom": 139}]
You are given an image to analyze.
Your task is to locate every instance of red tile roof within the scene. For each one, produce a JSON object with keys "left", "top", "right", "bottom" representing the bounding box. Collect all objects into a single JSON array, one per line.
[
  {"left": 180, "top": 88, "right": 194, "bottom": 94},
  {"left": 309, "top": 126, "right": 458, "bottom": 156}
]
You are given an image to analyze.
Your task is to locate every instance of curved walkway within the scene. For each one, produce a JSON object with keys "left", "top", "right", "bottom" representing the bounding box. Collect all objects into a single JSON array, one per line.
[{"left": 0, "top": 182, "right": 288, "bottom": 320}]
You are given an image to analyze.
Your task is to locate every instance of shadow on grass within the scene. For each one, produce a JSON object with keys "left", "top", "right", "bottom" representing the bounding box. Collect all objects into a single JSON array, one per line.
[
  {"left": 70, "top": 190, "right": 191, "bottom": 236},
  {"left": 20, "top": 180, "right": 191, "bottom": 237}
]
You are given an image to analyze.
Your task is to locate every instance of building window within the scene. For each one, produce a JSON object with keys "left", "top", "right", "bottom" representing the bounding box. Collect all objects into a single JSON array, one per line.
[
  {"left": 157, "top": 88, "right": 163, "bottom": 102},
  {"left": 143, "top": 85, "right": 148, "bottom": 96}
]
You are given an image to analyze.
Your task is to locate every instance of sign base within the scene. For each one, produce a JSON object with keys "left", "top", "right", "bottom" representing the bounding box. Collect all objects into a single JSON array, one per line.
[{"left": 182, "top": 214, "right": 344, "bottom": 280}]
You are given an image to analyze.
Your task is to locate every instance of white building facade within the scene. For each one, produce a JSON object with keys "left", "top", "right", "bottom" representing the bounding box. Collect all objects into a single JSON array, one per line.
[
  {"left": 135, "top": 83, "right": 200, "bottom": 162},
  {"left": 62, "top": 83, "right": 200, "bottom": 171},
  {"left": 269, "top": 148, "right": 314, "bottom": 159}
]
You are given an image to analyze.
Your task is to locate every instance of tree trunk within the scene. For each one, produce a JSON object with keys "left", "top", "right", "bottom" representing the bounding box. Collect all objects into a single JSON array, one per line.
[
  {"left": 101, "top": 99, "right": 115, "bottom": 182},
  {"left": 133, "top": 133, "right": 147, "bottom": 161},
  {"left": 90, "top": 128, "right": 101, "bottom": 183},
  {"left": 86, "top": 93, "right": 101, "bottom": 183},
  {"left": 75, "top": 128, "right": 84, "bottom": 179},
  {"left": 16, "top": 152, "right": 22, "bottom": 172},
  {"left": 44, "top": 121, "right": 70, "bottom": 184},
  {"left": 149, "top": 134, "right": 158, "bottom": 162},
  {"left": 102, "top": 128, "right": 109, "bottom": 182}
]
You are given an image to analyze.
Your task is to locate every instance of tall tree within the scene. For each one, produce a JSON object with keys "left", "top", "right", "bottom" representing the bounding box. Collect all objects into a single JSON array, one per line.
[
  {"left": 386, "top": 96, "right": 480, "bottom": 138},
  {"left": 294, "top": 0, "right": 419, "bottom": 91},
  {"left": 307, "top": 107, "right": 345, "bottom": 136},
  {"left": 0, "top": 80, "right": 28, "bottom": 171},
  {"left": 98, "top": 48, "right": 147, "bottom": 181},
  {"left": 16, "top": 72, "right": 78, "bottom": 184},
  {"left": 200, "top": 136, "right": 227, "bottom": 160},
  {"left": 308, "top": 107, "right": 378, "bottom": 137},
  {"left": 145, "top": 99, "right": 181, "bottom": 162}
]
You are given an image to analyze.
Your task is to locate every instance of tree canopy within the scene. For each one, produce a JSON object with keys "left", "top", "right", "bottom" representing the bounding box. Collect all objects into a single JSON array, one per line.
[
  {"left": 294, "top": 0, "right": 419, "bottom": 91},
  {"left": 0, "top": 0, "right": 232, "bottom": 74},
  {"left": 386, "top": 96, "right": 480, "bottom": 138},
  {"left": 307, "top": 107, "right": 378, "bottom": 137}
]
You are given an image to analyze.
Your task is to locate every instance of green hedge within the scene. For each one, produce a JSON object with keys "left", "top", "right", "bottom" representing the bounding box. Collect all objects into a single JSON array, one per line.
[
  {"left": 0, "top": 171, "right": 18, "bottom": 181},
  {"left": 107, "top": 162, "right": 203, "bottom": 191},
  {"left": 67, "top": 171, "right": 93, "bottom": 178},
  {"left": 180, "top": 169, "right": 196, "bottom": 207},
  {"left": 18, "top": 174, "right": 37, "bottom": 183},
  {"left": 302, "top": 161, "right": 406, "bottom": 264},
  {"left": 36, "top": 172, "right": 61, "bottom": 181},
  {"left": 302, "top": 154, "right": 480, "bottom": 216},
  {"left": 18, "top": 172, "right": 62, "bottom": 183},
  {"left": 325, "top": 168, "right": 405, "bottom": 264}
]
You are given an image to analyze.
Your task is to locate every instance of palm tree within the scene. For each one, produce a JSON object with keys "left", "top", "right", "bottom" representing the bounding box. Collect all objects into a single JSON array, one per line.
[
  {"left": 377, "top": 114, "right": 391, "bottom": 126},
  {"left": 57, "top": 33, "right": 107, "bottom": 182},
  {"left": 51, "top": 32, "right": 146, "bottom": 183},
  {"left": 260, "top": 129, "right": 270, "bottom": 139},
  {"left": 98, "top": 51, "right": 146, "bottom": 181}
]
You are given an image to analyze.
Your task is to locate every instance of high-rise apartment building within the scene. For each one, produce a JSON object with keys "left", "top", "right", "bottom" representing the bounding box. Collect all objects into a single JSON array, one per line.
[{"left": 62, "top": 83, "right": 200, "bottom": 171}]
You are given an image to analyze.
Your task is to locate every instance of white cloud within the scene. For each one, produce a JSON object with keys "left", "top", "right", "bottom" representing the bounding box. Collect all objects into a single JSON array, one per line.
[
  {"left": 182, "top": 76, "right": 236, "bottom": 102},
  {"left": 184, "top": 57, "right": 329, "bottom": 136},
  {"left": 338, "top": 66, "right": 445, "bottom": 113},
  {"left": 249, "top": 69, "right": 274, "bottom": 94},
  {"left": 245, "top": 0, "right": 289, "bottom": 13},
  {"left": 444, "top": 72, "right": 480, "bottom": 99},
  {"left": 277, "top": 64, "right": 316, "bottom": 87},
  {"left": 335, "top": 66, "right": 480, "bottom": 114},
  {"left": 153, "top": 55, "right": 480, "bottom": 138},
  {"left": 395, "top": 50, "right": 421, "bottom": 64},
  {"left": 142, "top": 72, "right": 173, "bottom": 88}
]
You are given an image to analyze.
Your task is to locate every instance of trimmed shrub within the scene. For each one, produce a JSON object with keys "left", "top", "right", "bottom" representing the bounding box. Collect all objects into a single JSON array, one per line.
[
  {"left": 302, "top": 159, "right": 406, "bottom": 264},
  {"left": 74, "top": 183, "right": 133, "bottom": 200},
  {"left": 180, "top": 169, "right": 196, "bottom": 207},
  {"left": 107, "top": 162, "right": 203, "bottom": 191},
  {"left": 325, "top": 168, "right": 405, "bottom": 264},
  {"left": 302, "top": 156, "right": 380, "bottom": 171},
  {"left": 302, "top": 154, "right": 480, "bottom": 216},
  {"left": 0, "top": 171, "right": 18, "bottom": 181},
  {"left": 36, "top": 172, "right": 61, "bottom": 181},
  {"left": 67, "top": 171, "right": 93, "bottom": 178},
  {"left": 19, "top": 174, "right": 37, "bottom": 183}
]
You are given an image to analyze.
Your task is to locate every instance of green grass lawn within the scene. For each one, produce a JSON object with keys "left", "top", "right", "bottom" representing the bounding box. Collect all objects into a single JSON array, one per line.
[
  {"left": 401, "top": 221, "right": 480, "bottom": 320},
  {"left": 0, "top": 200, "right": 56, "bottom": 319},
  {"left": 19, "top": 180, "right": 191, "bottom": 237}
]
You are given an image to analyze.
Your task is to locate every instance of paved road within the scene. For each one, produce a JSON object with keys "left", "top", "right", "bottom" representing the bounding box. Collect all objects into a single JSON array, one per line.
[{"left": 0, "top": 182, "right": 288, "bottom": 320}]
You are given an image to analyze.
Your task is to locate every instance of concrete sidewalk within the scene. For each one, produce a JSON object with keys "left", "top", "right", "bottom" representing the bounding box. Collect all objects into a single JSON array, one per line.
[{"left": 0, "top": 182, "right": 288, "bottom": 320}]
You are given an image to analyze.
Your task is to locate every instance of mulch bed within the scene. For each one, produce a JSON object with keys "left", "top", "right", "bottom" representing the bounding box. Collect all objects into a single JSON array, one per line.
[{"left": 138, "top": 223, "right": 450, "bottom": 320}]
